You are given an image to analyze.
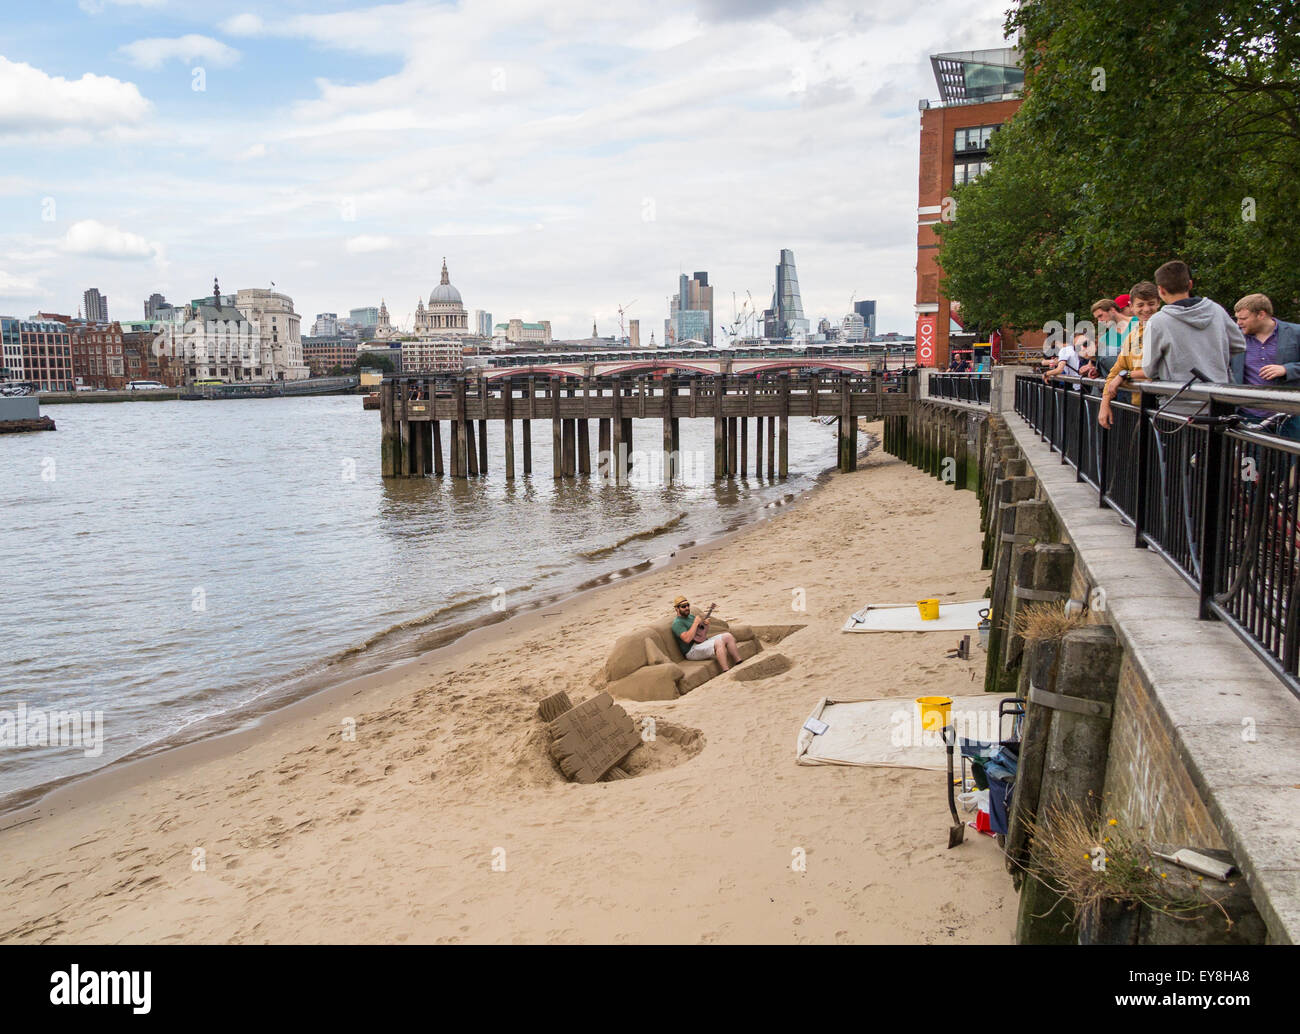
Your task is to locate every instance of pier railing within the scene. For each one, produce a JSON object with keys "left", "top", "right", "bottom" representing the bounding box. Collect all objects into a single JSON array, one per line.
[
  {"left": 926, "top": 371, "right": 991, "bottom": 405},
  {"left": 1015, "top": 373, "right": 1300, "bottom": 699}
]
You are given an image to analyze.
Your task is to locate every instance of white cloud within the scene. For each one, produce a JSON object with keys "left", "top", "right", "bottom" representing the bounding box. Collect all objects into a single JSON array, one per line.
[
  {"left": 236, "top": 142, "right": 267, "bottom": 160},
  {"left": 221, "top": 13, "right": 265, "bottom": 36},
  {"left": 60, "top": 220, "right": 162, "bottom": 262},
  {"left": 0, "top": 57, "right": 149, "bottom": 132},
  {"left": 0, "top": 270, "right": 43, "bottom": 298},
  {"left": 119, "top": 35, "right": 241, "bottom": 70},
  {"left": 346, "top": 235, "right": 398, "bottom": 254}
]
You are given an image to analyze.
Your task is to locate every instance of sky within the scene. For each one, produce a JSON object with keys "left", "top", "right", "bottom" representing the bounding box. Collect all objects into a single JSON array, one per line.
[{"left": 0, "top": 0, "right": 1014, "bottom": 339}]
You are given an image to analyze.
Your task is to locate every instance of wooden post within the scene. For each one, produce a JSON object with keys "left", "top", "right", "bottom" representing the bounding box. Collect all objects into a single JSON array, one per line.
[
  {"left": 562, "top": 419, "right": 576, "bottom": 477},
  {"left": 552, "top": 377, "right": 563, "bottom": 480},
  {"left": 454, "top": 378, "right": 468, "bottom": 478},
  {"left": 577, "top": 419, "right": 590, "bottom": 475},
  {"left": 767, "top": 415, "right": 775, "bottom": 478},
  {"left": 779, "top": 376, "right": 790, "bottom": 478},
  {"left": 413, "top": 419, "right": 427, "bottom": 475},
  {"left": 727, "top": 417, "right": 738, "bottom": 477},
  {"left": 755, "top": 412, "right": 763, "bottom": 477},
  {"left": 522, "top": 418, "right": 532, "bottom": 476},
  {"left": 503, "top": 383, "right": 515, "bottom": 480},
  {"left": 838, "top": 376, "right": 857, "bottom": 472},
  {"left": 399, "top": 420, "right": 413, "bottom": 477},
  {"left": 433, "top": 420, "right": 444, "bottom": 476},
  {"left": 740, "top": 417, "right": 748, "bottom": 477},
  {"left": 380, "top": 380, "right": 399, "bottom": 478},
  {"left": 713, "top": 377, "right": 726, "bottom": 481},
  {"left": 620, "top": 416, "right": 633, "bottom": 480},
  {"left": 611, "top": 380, "right": 624, "bottom": 484},
  {"left": 477, "top": 417, "right": 487, "bottom": 475},
  {"left": 662, "top": 374, "right": 674, "bottom": 483},
  {"left": 598, "top": 418, "right": 611, "bottom": 480},
  {"left": 465, "top": 418, "right": 478, "bottom": 476}
]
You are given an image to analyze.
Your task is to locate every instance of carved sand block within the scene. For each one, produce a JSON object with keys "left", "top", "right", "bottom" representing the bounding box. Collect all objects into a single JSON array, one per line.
[{"left": 546, "top": 691, "right": 640, "bottom": 784}]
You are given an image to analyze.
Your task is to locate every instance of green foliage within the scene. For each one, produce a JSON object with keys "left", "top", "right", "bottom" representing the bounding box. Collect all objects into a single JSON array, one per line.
[
  {"left": 937, "top": 0, "right": 1300, "bottom": 330},
  {"left": 355, "top": 352, "right": 394, "bottom": 373}
]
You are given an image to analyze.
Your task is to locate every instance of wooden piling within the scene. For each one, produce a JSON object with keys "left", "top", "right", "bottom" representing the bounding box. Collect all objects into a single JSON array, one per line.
[
  {"left": 620, "top": 417, "right": 633, "bottom": 480},
  {"left": 399, "top": 420, "right": 413, "bottom": 477},
  {"left": 778, "top": 376, "right": 790, "bottom": 478},
  {"left": 552, "top": 377, "right": 563, "bottom": 480},
  {"left": 611, "top": 382, "right": 624, "bottom": 484},
  {"left": 433, "top": 420, "right": 444, "bottom": 476},
  {"left": 759, "top": 413, "right": 769, "bottom": 478},
  {"left": 740, "top": 417, "right": 748, "bottom": 476},
  {"left": 562, "top": 419, "right": 576, "bottom": 477},
  {"left": 755, "top": 413, "right": 763, "bottom": 477},
  {"left": 578, "top": 419, "right": 590, "bottom": 475},
  {"left": 598, "top": 418, "right": 611, "bottom": 479},
  {"left": 662, "top": 375, "right": 674, "bottom": 483},
  {"left": 465, "top": 418, "right": 478, "bottom": 476},
  {"left": 727, "top": 417, "right": 738, "bottom": 477}
]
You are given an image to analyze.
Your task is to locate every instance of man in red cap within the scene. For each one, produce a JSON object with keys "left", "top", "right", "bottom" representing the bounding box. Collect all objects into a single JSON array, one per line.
[{"left": 1114, "top": 294, "right": 1132, "bottom": 317}]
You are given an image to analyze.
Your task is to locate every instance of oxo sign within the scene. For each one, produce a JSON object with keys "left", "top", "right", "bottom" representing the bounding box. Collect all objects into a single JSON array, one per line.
[{"left": 916, "top": 314, "right": 936, "bottom": 367}]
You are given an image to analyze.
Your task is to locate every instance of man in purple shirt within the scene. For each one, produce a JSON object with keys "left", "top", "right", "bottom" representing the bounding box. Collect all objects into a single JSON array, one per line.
[{"left": 1234, "top": 293, "right": 1300, "bottom": 438}]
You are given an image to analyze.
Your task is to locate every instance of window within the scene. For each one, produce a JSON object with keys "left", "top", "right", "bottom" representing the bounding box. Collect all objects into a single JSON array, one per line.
[
  {"left": 953, "top": 159, "right": 991, "bottom": 185},
  {"left": 953, "top": 124, "right": 998, "bottom": 154}
]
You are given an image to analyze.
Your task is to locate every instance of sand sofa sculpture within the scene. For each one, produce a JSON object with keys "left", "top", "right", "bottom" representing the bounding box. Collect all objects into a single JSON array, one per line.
[{"left": 601, "top": 616, "right": 762, "bottom": 702}]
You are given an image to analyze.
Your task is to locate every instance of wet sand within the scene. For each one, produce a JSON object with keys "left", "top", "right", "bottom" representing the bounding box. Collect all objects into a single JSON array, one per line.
[{"left": 0, "top": 424, "right": 1015, "bottom": 944}]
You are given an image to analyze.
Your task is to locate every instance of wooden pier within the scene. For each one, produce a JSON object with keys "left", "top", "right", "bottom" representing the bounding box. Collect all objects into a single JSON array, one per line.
[{"left": 379, "top": 372, "right": 909, "bottom": 481}]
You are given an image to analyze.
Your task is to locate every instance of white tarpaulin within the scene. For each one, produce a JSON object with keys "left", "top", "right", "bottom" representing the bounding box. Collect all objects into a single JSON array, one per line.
[
  {"left": 796, "top": 695, "right": 1005, "bottom": 770},
  {"left": 841, "top": 600, "right": 989, "bottom": 633}
]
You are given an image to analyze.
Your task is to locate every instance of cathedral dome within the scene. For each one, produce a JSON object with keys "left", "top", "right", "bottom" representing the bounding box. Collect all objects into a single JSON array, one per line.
[{"left": 429, "top": 258, "right": 463, "bottom": 306}]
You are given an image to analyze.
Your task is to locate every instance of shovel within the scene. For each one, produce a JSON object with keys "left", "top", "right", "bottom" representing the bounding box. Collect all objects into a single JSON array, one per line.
[{"left": 944, "top": 724, "right": 965, "bottom": 848}]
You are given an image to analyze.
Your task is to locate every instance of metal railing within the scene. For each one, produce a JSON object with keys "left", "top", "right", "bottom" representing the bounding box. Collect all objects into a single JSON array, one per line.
[
  {"left": 1015, "top": 373, "right": 1300, "bottom": 699},
  {"left": 928, "top": 372, "right": 991, "bottom": 405}
]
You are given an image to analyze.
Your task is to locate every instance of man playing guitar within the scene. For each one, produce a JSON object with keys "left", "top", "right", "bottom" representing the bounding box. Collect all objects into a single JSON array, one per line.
[{"left": 671, "top": 596, "right": 742, "bottom": 671}]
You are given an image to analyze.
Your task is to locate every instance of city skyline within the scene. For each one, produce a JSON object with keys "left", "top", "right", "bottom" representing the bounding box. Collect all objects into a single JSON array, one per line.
[{"left": 0, "top": 0, "right": 1010, "bottom": 339}]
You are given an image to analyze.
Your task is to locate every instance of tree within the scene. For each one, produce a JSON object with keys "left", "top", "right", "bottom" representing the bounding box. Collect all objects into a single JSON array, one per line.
[
  {"left": 935, "top": 0, "right": 1300, "bottom": 330},
  {"left": 354, "top": 352, "right": 394, "bottom": 373}
]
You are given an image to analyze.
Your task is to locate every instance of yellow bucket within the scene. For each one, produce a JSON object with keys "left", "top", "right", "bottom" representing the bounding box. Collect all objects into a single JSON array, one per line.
[
  {"left": 916, "top": 598, "right": 940, "bottom": 621},
  {"left": 916, "top": 695, "right": 952, "bottom": 731}
]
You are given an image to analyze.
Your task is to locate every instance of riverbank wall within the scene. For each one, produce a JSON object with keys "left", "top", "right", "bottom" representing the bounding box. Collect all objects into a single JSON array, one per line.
[{"left": 883, "top": 369, "right": 1297, "bottom": 945}]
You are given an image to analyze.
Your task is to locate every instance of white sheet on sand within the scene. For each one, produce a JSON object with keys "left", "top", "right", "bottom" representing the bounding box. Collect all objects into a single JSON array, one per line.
[
  {"left": 841, "top": 600, "right": 988, "bottom": 633},
  {"left": 796, "top": 696, "right": 1004, "bottom": 770}
]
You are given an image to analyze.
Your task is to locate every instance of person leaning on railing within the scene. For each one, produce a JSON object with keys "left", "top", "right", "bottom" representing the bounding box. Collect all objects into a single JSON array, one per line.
[
  {"left": 1097, "top": 281, "right": 1160, "bottom": 428},
  {"left": 1233, "top": 293, "right": 1300, "bottom": 441}
]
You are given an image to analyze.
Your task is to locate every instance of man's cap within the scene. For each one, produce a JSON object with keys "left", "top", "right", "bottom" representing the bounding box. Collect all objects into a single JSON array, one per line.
[
  {"left": 1114, "top": 294, "right": 1131, "bottom": 309},
  {"left": 672, "top": 595, "right": 688, "bottom": 607}
]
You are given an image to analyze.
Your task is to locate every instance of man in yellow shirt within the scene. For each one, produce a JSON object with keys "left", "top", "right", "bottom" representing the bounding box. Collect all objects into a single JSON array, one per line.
[{"left": 1098, "top": 282, "right": 1160, "bottom": 428}]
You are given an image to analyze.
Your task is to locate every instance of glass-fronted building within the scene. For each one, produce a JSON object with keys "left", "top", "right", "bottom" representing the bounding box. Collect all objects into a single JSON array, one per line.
[{"left": 1, "top": 317, "right": 74, "bottom": 390}]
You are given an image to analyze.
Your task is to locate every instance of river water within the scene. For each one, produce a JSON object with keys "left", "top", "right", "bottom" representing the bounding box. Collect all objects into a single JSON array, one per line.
[{"left": 0, "top": 395, "right": 840, "bottom": 806}]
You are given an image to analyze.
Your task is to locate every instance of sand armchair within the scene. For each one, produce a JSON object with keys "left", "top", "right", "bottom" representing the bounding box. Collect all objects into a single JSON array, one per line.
[{"left": 601, "top": 616, "right": 762, "bottom": 701}]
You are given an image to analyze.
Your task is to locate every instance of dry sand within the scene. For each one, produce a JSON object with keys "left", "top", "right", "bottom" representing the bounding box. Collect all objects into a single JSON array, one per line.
[{"left": 0, "top": 424, "right": 1015, "bottom": 944}]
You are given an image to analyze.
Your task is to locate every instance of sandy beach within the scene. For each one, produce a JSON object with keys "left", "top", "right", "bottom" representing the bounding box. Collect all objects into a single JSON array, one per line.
[{"left": 0, "top": 424, "right": 1015, "bottom": 944}]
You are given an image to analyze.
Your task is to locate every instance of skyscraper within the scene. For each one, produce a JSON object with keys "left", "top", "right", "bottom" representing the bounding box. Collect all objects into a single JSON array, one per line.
[
  {"left": 349, "top": 306, "right": 379, "bottom": 327},
  {"left": 762, "top": 250, "right": 809, "bottom": 340},
  {"left": 670, "top": 271, "right": 713, "bottom": 345},
  {"left": 854, "top": 300, "right": 877, "bottom": 340},
  {"left": 144, "top": 293, "right": 169, "bottom": 319},
  {"left": 83, "top": 288, "right": 109, "bottom": 323},
  {"left": 474, "top": 310, "right": 493, "bottom": 337}
]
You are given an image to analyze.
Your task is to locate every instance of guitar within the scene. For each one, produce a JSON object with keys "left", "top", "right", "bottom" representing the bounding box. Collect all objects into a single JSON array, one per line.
[{"left": 691, "top": 603, "right": 717, "bottom": 643}]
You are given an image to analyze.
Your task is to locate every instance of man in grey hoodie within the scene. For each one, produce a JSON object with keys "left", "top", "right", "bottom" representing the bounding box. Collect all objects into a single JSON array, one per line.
[{"left": 1134, "top": 260, "right": 1245, "bottom": 388}]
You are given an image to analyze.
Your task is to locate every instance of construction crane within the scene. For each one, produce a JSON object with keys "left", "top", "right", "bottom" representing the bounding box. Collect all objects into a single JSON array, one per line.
[{"left": 617, "top": 299, "right": 637, "bottom": 341}]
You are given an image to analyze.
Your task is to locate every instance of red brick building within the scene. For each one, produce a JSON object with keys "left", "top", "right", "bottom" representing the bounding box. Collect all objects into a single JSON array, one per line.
[
  {"left": 916, "top": 49, "right": 1028, "bottom": 367},
  {"left": 301, "top": 336, "right": 357, "bottom": 376},
  {"left": 70, "top": 321, "right": 126, "bottom": 389}
]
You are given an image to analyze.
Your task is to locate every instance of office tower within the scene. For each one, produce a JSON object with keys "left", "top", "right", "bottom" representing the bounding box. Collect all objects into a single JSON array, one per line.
[
  {"left": 762, "top": 250, "right": 809, "bottom": 340},
  {"left": 83, "top": 288, "right": 109, "bottom": 323}
]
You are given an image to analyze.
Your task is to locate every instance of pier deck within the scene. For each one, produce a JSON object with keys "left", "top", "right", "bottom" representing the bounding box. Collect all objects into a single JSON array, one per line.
[{"left": 380, "top": 372, "right": 909, "bottom": 480}]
